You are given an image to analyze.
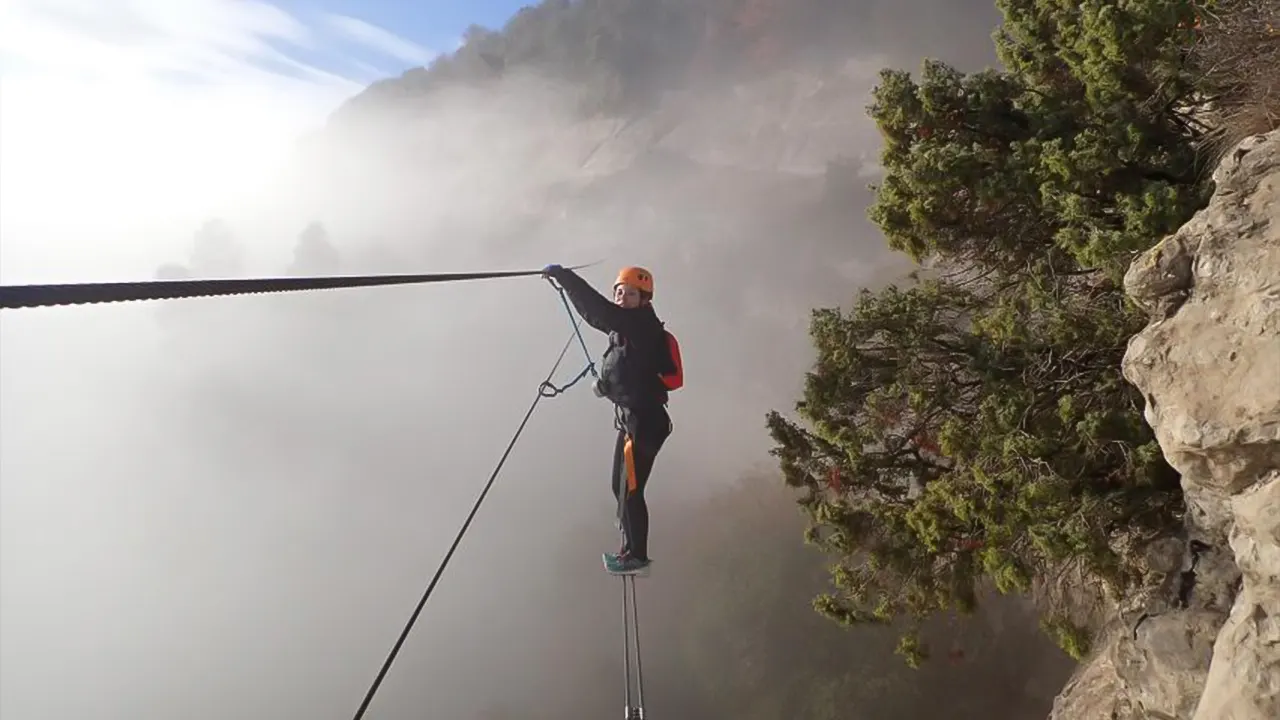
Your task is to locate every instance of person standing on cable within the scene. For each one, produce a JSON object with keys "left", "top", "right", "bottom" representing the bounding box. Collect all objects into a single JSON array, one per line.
[{"left": 541, "top": 264, "right": 682, "bottom": 575}]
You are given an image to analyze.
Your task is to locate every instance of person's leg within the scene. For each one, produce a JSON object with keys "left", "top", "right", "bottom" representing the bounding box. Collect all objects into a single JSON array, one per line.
[
  {"left": 625, "top": 452, "right": 653, "bottom": 560},
  {"left": 609, "top": 427, "right": 629, "bottom": 557},
  {"left": 613, "top": 408, "right": 670, "bottom": 569}
]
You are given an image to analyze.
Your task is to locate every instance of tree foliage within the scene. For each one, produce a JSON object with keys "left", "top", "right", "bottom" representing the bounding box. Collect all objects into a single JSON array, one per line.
[{"left": 769, "top": 0, "right": 1215, "bottom": 663}]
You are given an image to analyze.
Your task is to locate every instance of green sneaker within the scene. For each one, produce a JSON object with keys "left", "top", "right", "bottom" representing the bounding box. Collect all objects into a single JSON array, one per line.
[{"left": 605, "top": 552, "right": 652, "bottom": 576}]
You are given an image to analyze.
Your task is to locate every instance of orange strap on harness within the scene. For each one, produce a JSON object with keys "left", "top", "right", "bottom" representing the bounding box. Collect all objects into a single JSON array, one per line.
[{"left": 624, "top": 436, "right": 638, "bottom": 493}]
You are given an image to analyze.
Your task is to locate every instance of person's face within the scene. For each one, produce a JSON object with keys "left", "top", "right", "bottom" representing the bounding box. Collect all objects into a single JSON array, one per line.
[{"left": 614, "top": 283, "right": 642, "bottom": 308}]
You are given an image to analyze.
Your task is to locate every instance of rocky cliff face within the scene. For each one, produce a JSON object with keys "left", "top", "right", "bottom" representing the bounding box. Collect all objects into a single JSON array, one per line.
[{"left": 1050, "top": 129, "right": 1280, "bottom": 719}]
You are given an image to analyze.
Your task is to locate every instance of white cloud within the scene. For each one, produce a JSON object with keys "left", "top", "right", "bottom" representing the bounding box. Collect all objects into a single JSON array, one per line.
[
  {"left": 324, "top": 13, "right": 436, "bottom": 67},
  {"left": 0, "top": 0, "right": 373, "bottom": 280}
]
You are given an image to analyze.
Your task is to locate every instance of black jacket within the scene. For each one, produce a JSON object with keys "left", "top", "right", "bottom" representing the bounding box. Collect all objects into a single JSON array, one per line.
[{"left": 550, "top": 267, "right": 673, "bottom": 410}]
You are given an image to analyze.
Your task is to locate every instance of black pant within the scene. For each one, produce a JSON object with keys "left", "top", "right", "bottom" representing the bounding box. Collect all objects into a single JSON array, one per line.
[{"left": 612, "top": 405, "right": 671, "bottom": 561}]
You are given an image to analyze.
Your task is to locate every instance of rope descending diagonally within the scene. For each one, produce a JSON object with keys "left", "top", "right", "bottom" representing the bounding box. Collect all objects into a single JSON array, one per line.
[{"left": 351, "top": 315, "right": 594, "bottom": 720}]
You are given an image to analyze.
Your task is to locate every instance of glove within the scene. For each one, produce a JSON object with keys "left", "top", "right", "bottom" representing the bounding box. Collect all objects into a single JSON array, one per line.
[{"left": 541, "top": 263, "right": 563, "bottom": 278}]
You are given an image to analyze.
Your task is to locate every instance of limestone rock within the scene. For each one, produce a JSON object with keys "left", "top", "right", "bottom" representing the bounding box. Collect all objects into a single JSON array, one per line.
[{"left": 1051, "top": 129, "right": 1280, "bottom": 719}]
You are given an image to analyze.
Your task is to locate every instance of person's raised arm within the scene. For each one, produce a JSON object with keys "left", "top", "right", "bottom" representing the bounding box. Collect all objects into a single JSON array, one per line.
[{"left": 545, "top": 265, "right": 635, "bottom": 335}]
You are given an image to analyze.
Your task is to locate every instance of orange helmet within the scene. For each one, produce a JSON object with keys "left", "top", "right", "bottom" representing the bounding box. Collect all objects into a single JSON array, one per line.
[{"left": 614, "top": 266, "right": 654, "bottom": 296}]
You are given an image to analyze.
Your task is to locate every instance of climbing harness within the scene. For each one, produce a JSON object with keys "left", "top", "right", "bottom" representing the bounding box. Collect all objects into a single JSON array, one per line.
[
  {"left": 538, "top": 277, "right": 599, "bottom": 396},
  {"left": 545, "top": 276, "right": 598, "bottom": 384},
  {"left": 540, "top": 275, "right": 599, "bottom": 394}
]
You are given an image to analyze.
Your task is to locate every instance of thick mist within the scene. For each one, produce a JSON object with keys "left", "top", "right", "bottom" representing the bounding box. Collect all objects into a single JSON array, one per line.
[{"left": 0, "top": 2, "right": 1032, "bottom": 719}]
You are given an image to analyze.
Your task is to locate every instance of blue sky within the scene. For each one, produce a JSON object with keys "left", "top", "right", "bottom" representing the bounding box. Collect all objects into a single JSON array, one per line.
[
  {"left": 0, "top": 0, "right": 537, "bottom": 88},
  {"left": 264, "top": 0, "right": 533, "bottom": 82}
]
